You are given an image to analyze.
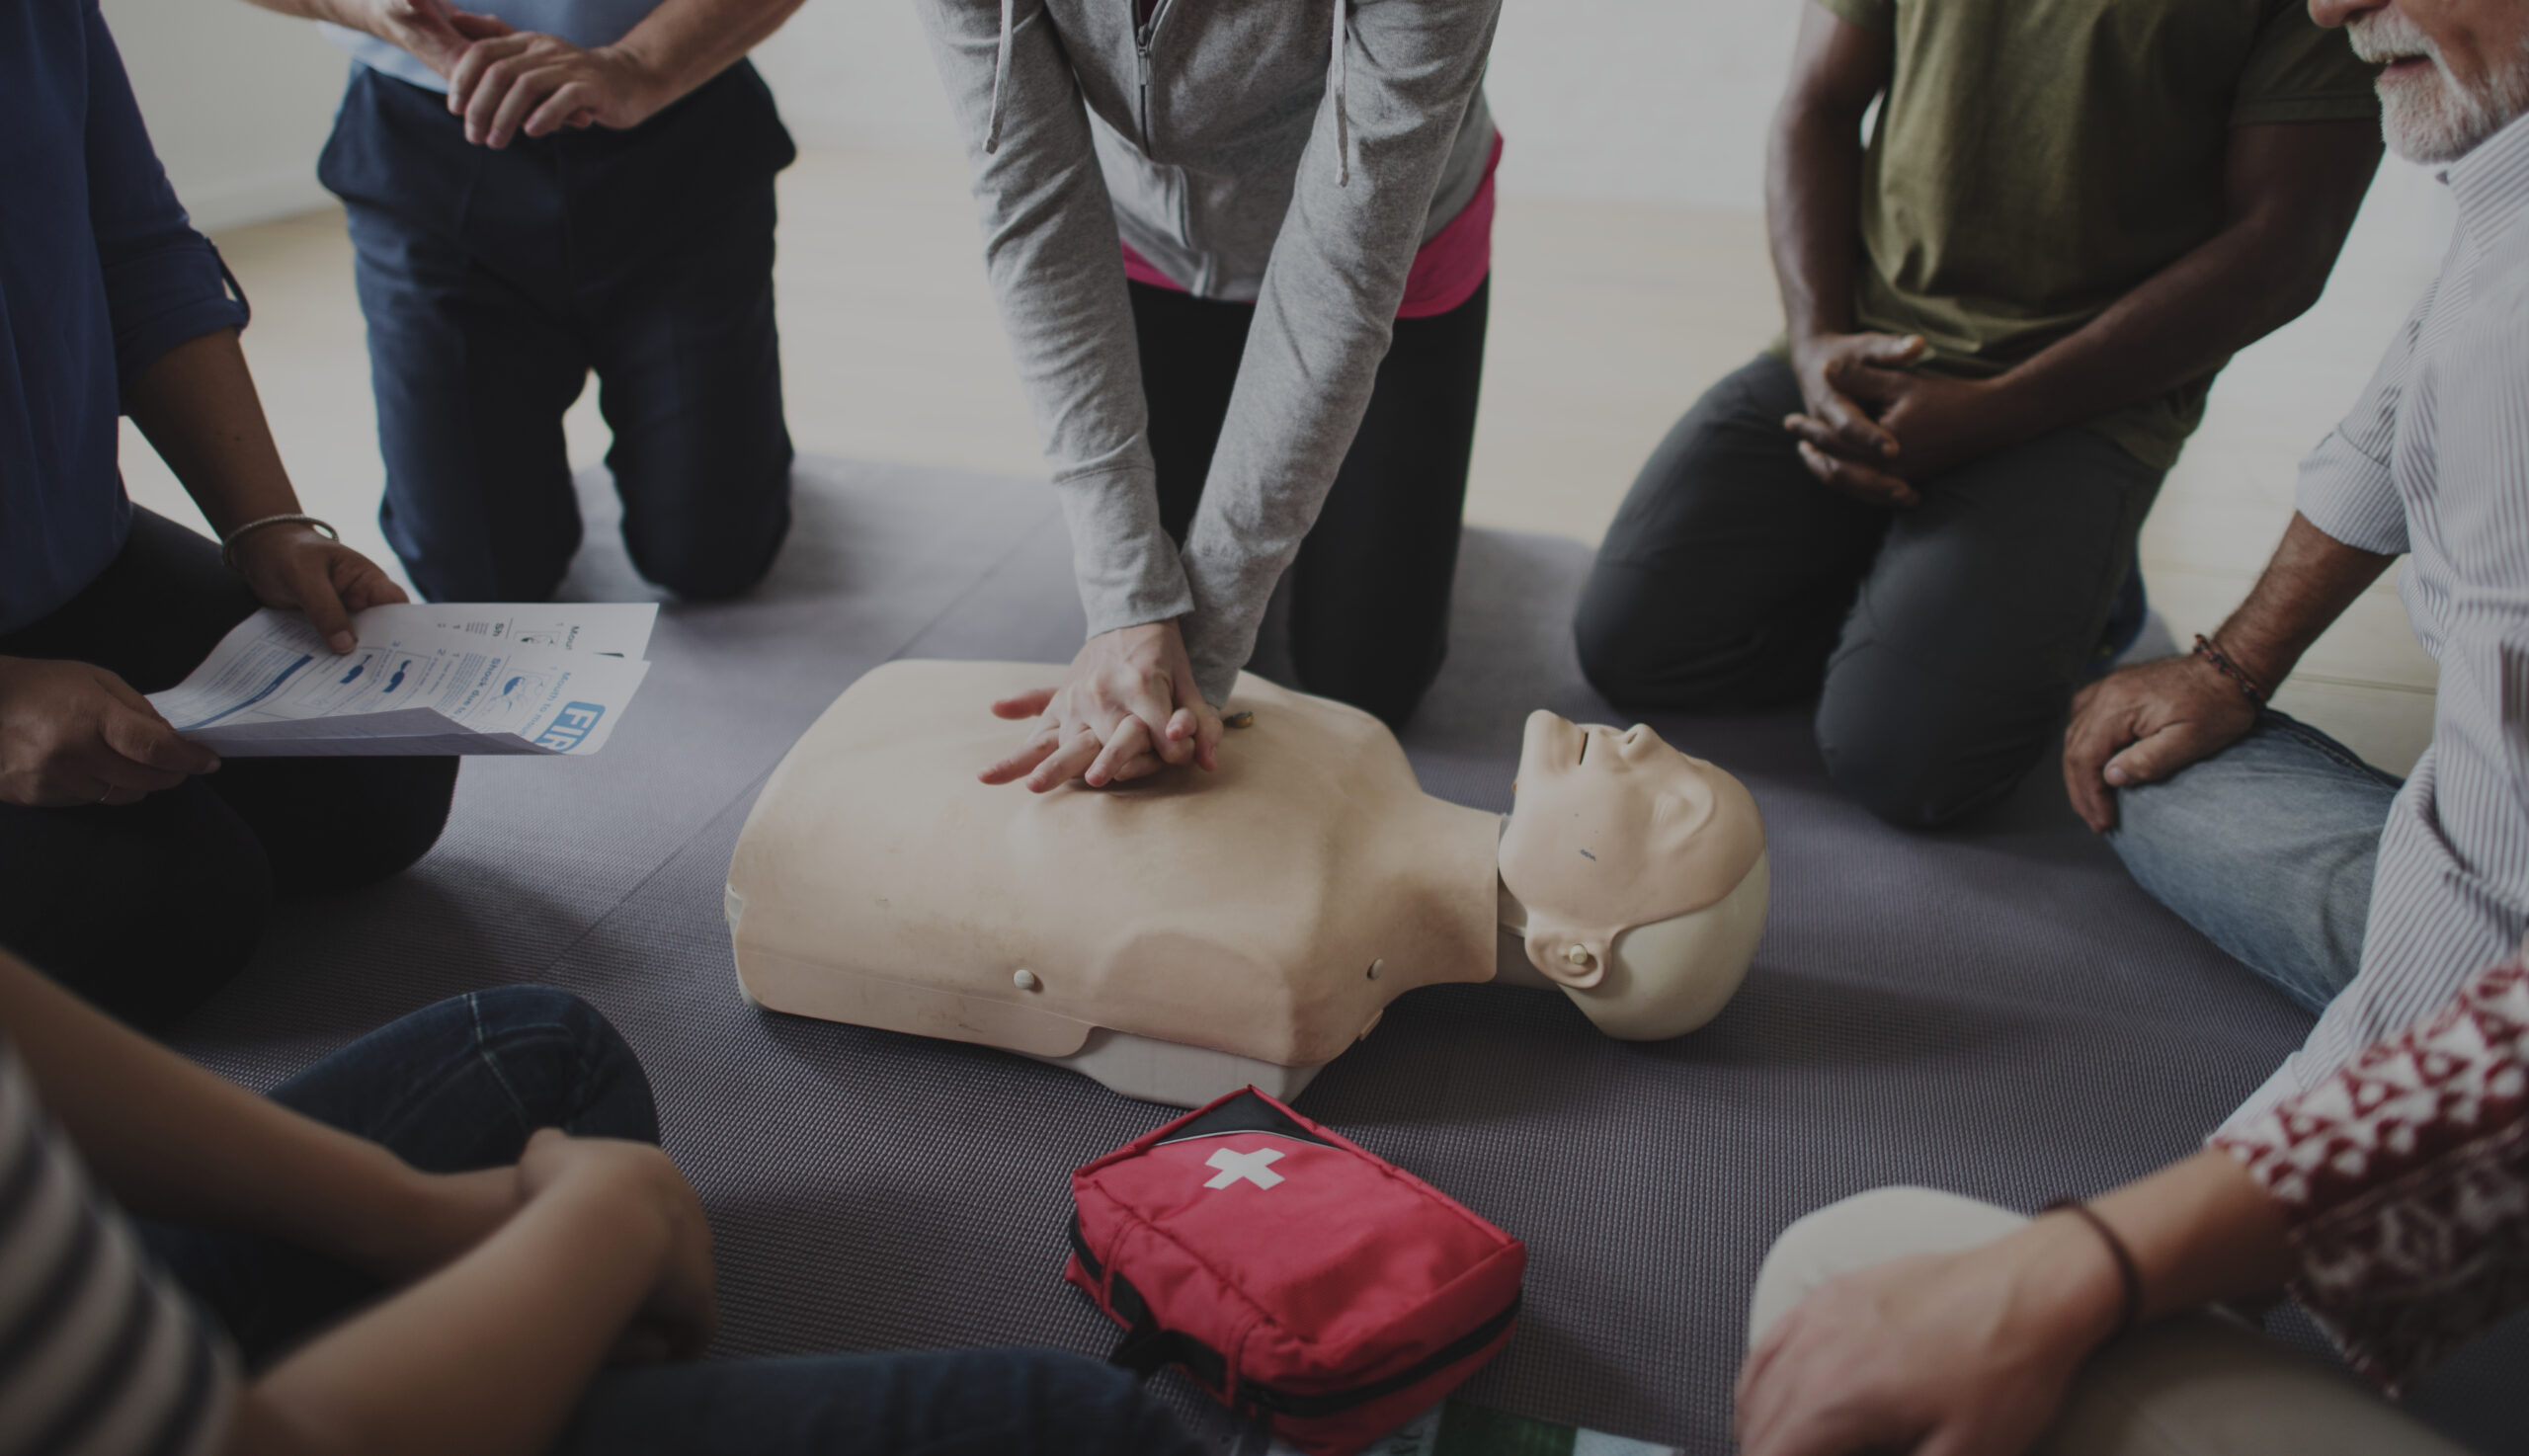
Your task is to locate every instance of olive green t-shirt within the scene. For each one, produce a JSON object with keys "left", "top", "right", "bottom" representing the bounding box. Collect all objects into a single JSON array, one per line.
[{"left": 1801, "top": 0, "right": 2379, "bottom": 469}]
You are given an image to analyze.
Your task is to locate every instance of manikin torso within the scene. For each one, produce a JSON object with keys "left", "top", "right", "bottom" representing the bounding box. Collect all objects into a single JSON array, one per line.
[{"left": 727, "top": 661, "right": 1768, "bottom": 1104}]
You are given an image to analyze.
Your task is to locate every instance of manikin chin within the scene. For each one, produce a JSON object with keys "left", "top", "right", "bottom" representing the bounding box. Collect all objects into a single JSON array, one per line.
[{"left": 726, "top": 660, "right": 1770, "bottom": 1105}]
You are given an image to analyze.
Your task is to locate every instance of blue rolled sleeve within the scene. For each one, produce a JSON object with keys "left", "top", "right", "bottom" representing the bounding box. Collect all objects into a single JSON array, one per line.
[
  {"left": 0, "top": 0, "right": 249, "bottom": 633},
  {"left": 79, "top": 0, "right": 250, "bottom": 399}
]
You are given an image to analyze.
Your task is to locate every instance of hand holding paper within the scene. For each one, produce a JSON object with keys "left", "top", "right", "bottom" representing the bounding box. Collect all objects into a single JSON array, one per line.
[{"left": 148, "top": 604, "right": 659, "bottom": 758}]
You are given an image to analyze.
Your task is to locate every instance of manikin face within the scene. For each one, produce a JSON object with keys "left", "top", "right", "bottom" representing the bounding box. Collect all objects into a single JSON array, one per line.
[
  {"left": 1499, "top": 711, "right": 1764, "bottom": 989},
  {"left": 2316, "top": 0, "right": 2529, "bottom": 162}
]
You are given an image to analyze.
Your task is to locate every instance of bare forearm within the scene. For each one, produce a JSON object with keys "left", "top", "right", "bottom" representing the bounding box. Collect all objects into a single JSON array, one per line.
[
  {"left": 124, "top": 329, "right": 307, "bottom": 538},
  {"left": 1765, "top": 6, "right": 1885, "bottom": 349},
  {"left": 1988, "top": 221, "right": 2344, "bottom": 444},
  {"left": 1988, "top": 121, "right": 2379, "bottom": 444},
  {"left": 0, "top": 953, "right": 435, "bottom": 1267},
  {"left": 2091, "top": 1149, "right": 2297, "bottom": 1322},
  {"left": 2212, "top": 512, "right": 2395, "bottom": 689},
  {"left": 1767, "top": 106, "right": 1869, "bottom": 346},
  {"left": 231, "top": 1172, "right": 665, "bottom": 1456},
  {"left": 1980, "top": 1149, "right": 2296, "bottom": 1371},
  {"left": 603, "top": 0, "right": 806, "bottom": 108}
]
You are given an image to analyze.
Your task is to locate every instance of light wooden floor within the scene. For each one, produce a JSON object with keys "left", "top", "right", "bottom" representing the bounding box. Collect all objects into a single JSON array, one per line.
[{"left": 124, "top": 147, "right": 2440, "bottom": 773}]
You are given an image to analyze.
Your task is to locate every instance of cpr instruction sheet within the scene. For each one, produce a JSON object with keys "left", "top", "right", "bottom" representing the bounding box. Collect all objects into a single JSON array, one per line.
[{"left": 148, "top": 604, "right": 658, "bottom": 757}]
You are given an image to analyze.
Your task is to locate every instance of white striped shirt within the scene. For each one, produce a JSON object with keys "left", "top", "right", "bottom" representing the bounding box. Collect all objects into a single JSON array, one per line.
[
  {"left": 2228, "top": 108, "right": 2529, "bottom": 1128},
  {"left": 0, "top": 1046, "right": 232, "bottom": 1456}
]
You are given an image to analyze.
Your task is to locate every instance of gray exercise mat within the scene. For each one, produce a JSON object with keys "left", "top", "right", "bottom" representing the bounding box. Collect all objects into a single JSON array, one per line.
[{"left": 169, "top": 457, "right": 2527, "bottom": 1454}]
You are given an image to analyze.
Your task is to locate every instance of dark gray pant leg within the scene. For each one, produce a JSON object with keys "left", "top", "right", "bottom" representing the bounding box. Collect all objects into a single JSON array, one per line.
[
  {"left": 1576, "top": 356, "right": 1889, "bottom": 710},
  {"left": 1817, "top": 425, "right": 2163, "bottom": 828}
]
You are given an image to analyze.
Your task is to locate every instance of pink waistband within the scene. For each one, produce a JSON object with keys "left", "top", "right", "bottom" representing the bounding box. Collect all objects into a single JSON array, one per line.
[{"left": 1120, "top": 132, "right": 1502, "bottom": 320}]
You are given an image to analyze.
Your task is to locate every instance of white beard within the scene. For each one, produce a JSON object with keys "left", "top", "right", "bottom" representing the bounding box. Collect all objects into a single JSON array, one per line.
[{"left": 2353, "top": 10, "right": 2529, "bottom": 164}]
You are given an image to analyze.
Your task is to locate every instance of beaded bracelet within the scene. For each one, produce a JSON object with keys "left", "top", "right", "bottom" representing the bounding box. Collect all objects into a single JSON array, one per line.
[
  {"left": 2191, "top": 634, "right": 2267, "bottom": 705},
  {"left": 2042, "top": 1197, "right": 2145, "bottom": 1341},
  {"left": 219, "top": 513, "right": 339, "bottom": 574}
]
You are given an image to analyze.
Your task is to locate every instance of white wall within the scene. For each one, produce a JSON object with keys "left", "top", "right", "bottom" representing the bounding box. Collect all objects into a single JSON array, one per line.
[
  {"left": 106, "top": 0, "right": 347, "bottom": 231},
  {"left": 749, "top": 0, "right": 1801, "bottom": 209},
  {"left": 107, "top": 0, "right": 2454, "bottom": 284}
]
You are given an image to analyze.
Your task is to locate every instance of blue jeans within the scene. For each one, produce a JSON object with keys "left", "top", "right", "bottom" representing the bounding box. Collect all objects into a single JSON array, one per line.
[
  {"left": 146, "top": 988, "right": 1198, "bottom": 1456},
  {"left": 318, "top": 64, "right": 796, "bottom": 604},
  {"left": 2106, "top": 711, "right": 2404, "bottom": 1013}
]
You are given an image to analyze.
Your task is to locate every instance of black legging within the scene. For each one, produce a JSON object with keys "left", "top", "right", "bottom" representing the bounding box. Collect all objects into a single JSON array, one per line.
[
  {"left": 1131, "top": 276, "right": 1489, "bottom": 728},
  {"left": 0, "top": 510, "right": 458, "bottom": 1027}
]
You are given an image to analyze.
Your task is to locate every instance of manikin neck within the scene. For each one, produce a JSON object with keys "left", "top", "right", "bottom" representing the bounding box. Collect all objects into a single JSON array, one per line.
[
  {"left": 1391, "top": 797, "right": 1552, "bottom": 991},
  {"left": 1493, "top": 872, "right": 1555, "bottom": 990},
  {"left": 1484, "top": 811, "right": 1558, "bottom": 990}
]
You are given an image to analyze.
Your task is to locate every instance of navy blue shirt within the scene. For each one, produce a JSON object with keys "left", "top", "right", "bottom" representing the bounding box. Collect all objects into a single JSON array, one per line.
[{"left": 0, "top": 0, "right": 250, "bottom": 634}]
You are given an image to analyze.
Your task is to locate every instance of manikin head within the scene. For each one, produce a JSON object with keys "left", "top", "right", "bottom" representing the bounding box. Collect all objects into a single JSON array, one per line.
[
  {"left": 2315, "top": 0, "right": 2529, "bottom": 162},
  {"left": 1498, "top": 711, "right": 1768, "bottom": 1037}
]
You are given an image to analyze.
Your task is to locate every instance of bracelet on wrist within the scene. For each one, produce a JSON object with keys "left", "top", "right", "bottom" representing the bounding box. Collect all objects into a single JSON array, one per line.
[
  {"left": 2041, "top": 1197, "right": 2145, "bottom": 1341},
  {"left": 2191, "top": 634, "right": 2267, "bottom": 705},
  {"left": 218, "top": 513, "right": 338, "bottom": 574}
]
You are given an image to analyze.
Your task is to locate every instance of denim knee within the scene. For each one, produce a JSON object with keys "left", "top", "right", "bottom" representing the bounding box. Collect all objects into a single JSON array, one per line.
[
  {"left": 2103, "top": 716, "right": 2394, "bottom": 1013},
  {"left": 468, "top": 986, "right": 661, "bottom": 1145},
  {"left": 628, "top": 523, "right": 787, "bottom": 603}
]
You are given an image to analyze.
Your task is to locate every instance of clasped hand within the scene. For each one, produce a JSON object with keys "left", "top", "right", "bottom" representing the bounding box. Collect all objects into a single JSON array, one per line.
[
  {"left": 360, "top": 0, "right": 664, "bottom": 149},
  {"left": 1784, "top": 331, "right": 2011, "bottom": 508},
  {"left": 979, "top": 620, "right": 1224, "bottom": 792},
  {"left": 0, "top": 526, "right": 401, "bottom": 809}
]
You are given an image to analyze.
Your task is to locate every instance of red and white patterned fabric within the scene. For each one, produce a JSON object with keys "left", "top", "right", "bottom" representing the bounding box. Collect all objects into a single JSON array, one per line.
[{"left": 2212, "top": 952, "right": 2529, "bottom": 1392}]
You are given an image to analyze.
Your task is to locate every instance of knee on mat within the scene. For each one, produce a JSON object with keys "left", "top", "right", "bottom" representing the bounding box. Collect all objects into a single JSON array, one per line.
[
  {"left": 1573, "top": 572, "right": 1761, "bottom": 713},
  {"left": 1816, "top": 673, "right": 2041, "bottom": 831},
  {"left": 354, "top": 756, "right": 458, "bottom": 884},
  {"left": 11, "top": 793, "right": 273, "bottom": 1030},
  {"left": 60, "top": 888, "right": 268, "bottom": 1031},
  {"left": 622, "top": 472, "right": 793, "bottom": 603},
  {"left": 261, "top": 757, "right": 459, "bottom": 896},
  {"left": 466, "top": 985, "right": 661, "bottom": 1145},
  {"left": 637, "top": 540, "right": 782, "bottom": 603},
  {"left": 1573, "top": 573, "right": 1670, "bottom": 709}
]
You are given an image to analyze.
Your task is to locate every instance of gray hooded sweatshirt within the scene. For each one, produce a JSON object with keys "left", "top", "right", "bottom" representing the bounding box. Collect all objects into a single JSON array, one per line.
[{"left": 914, "top": 0, "right": 1503, "bottom": 704}]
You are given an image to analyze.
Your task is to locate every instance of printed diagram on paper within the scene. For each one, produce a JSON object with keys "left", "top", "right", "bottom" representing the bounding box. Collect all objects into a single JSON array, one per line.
[{"left": 147, "top": 604, "right": 658, "bottom": 758}]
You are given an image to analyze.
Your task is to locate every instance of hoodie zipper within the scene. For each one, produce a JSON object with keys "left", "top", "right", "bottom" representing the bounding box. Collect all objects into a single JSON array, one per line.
[{"left": 1135, "top": 0, "right": 1173, "bottom": 149}]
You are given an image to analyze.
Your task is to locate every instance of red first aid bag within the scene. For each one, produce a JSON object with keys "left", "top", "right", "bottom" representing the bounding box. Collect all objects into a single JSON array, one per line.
[{"left": 1064, "top": 1088, "right": 1526, "bottom": 1456}]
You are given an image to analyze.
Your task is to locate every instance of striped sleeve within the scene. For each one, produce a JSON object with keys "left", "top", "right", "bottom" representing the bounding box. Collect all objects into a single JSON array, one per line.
[
  {"left": 0, "top": 1048, "right": 234, "bottom": 1456},
  {"left": 2295, "top": 281, "right": 2435, "bottom": 557}
]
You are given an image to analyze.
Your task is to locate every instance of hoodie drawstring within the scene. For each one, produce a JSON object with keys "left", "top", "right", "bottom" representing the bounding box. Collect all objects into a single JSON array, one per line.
[
  {"left": 985, "top": 0, "right": 1016, "bottom": 153},
  {"left": 1329, "top": 0, "right": 1349, "bottom": 187}
]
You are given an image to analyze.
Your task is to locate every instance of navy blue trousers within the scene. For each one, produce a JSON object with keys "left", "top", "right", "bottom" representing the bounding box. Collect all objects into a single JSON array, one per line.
[
  {"left": 146, "top": 988, "right": 1203, "bottom": 1456},
  {"left": 318, "top": 63, "right": 797, "bottom": 604}
]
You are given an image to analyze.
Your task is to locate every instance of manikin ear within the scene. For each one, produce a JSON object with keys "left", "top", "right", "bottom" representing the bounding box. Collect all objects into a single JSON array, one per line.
[{"left": 1523, "top": 918, "right": 1611, "bottom": 991}]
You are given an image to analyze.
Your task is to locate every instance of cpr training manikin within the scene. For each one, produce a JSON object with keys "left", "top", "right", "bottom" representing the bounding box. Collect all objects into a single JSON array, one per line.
[{"left": 726, "top": 660, "right": 1769, "bottom": 1104}]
